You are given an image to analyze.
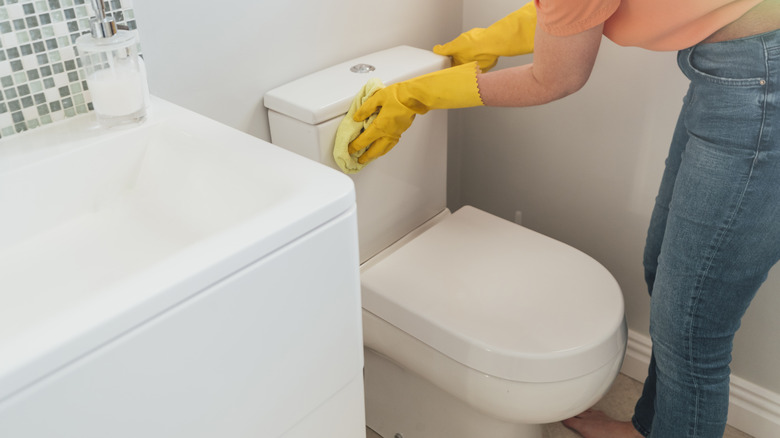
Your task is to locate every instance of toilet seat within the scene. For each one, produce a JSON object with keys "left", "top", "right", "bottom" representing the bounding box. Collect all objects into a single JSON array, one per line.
[{"left": 361, "top": 206, "right": 626, "bottom": 383}]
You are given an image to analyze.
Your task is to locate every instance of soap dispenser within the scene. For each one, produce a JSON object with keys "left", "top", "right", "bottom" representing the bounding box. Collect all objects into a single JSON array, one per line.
[{"left": 76, "top": 0, "right": 149, "bottom": 127}]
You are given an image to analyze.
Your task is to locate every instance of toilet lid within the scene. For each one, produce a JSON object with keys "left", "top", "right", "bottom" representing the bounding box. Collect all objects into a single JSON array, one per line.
[{"left": 361, "top": 206, "right": 626, "bottom": 383}]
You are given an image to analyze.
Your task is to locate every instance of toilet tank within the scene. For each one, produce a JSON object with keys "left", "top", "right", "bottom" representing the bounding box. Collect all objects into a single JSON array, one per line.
[{"left": 265, "top": 46, "right": 450, "bottom": 263}]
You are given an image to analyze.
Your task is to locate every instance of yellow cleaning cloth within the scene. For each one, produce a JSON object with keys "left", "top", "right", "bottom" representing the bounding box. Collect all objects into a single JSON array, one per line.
[{"left": 333, "top": 78, "right": 385, "bottom": 174}]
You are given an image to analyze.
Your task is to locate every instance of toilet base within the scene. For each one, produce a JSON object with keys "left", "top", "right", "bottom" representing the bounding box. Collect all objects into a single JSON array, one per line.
[{"left": 364, "top": 348, "right": 543, "bottom": 438}]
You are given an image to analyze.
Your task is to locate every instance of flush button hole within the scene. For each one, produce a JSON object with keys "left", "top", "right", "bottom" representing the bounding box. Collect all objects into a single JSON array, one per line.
[{"left": 351, "top": 63, "right": 376, "bottom": 74}]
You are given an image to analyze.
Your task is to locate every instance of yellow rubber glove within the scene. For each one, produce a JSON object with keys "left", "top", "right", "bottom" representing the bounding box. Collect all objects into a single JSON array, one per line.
[
  {"left": 348, "top": 62, "right": 483, "bottom": 164},
  {"left": 433, "top": 1, "right": 536, "bottom": 72}
]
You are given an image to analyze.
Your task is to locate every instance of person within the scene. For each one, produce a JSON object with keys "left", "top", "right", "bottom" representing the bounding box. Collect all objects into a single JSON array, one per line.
[{"left": 348, "top": 0, "right": 780, "bottom": 437}]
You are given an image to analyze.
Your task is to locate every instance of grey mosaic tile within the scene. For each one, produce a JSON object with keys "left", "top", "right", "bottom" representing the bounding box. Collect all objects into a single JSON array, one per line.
[{"left": 0, "top": 0, "right": 138, "bottom": 139}]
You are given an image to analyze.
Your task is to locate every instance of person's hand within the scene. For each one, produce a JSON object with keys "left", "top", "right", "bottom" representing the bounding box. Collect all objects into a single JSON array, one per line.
[
  {"left": 433, "top": 1, "right": 536, "bottom": 72},
  {"left": 347, "top": 84, "right": 413, "bottom": 163},
  {"left": 348, "top": 63, "right": 484, "bottom": 164}
]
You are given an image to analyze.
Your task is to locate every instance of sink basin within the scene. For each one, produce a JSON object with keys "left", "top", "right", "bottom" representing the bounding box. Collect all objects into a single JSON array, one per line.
[{"left": 0, "top": 98, "right": 364, "bottom": 437}]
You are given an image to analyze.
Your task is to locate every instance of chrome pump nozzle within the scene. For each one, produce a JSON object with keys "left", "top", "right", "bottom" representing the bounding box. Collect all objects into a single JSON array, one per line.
[{"left": 89, "top": 0, "right": 118, "bottom": 38}]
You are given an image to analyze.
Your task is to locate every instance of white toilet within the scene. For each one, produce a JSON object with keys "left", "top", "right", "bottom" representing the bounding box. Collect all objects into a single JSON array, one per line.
[{"left": 265, "top": 46, "right": 627, "bottom": 438}]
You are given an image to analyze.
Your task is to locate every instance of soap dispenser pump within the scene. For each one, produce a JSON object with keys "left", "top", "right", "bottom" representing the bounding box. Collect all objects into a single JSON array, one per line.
[{"left": 76, "top": 0, "right": 149, "bottom": 127}]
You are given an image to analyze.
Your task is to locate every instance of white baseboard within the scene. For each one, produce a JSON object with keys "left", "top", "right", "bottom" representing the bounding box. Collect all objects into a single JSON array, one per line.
[
  {"left": 620, "top": 329, "right": 653, "bottom": 382},
  {"left": 619, "top": 330, "right": 780, "bottom": 438}
]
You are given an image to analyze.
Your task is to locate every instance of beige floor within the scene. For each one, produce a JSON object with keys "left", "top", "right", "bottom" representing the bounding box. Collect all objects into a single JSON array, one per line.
[{"left": 366, "top": 373, "right": 753, "bottom": 438}]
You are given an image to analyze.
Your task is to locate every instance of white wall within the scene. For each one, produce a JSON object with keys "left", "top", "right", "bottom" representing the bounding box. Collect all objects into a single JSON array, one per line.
[
  {"left": 132, "top": 0, "right": 461, "bottom": 141},
  {"left": 455, "top": 0, "right": 780, "bottom": 396}
]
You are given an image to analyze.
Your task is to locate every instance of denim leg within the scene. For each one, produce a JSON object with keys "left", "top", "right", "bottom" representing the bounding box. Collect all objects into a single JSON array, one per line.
[
  {"left": 632, "top": 95, "right": 691, "bottom": 437},
  {"left": 635, "top": 30, "right": 780, "bottom": 438},
  {"left": 642, "top": 101, "right": 690, "bottom": 294}
]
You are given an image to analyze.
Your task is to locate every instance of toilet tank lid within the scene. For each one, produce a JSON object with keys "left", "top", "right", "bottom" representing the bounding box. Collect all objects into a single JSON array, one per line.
[
  {"left": 264, "top": 46, "right": 449, "bottom": 125},
  {"left": 361, "top": 206, "right": 627, "bottom": 383}
]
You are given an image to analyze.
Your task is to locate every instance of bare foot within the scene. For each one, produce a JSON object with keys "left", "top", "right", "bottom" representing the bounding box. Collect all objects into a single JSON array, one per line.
[{"left": 562, "top": 410, "right": 644, "bottom": 438}]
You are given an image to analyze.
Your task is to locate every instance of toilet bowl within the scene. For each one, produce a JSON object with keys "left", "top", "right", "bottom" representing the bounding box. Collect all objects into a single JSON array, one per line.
[
  {"left": 265, "top": 46, "right": 627, "bottom": 438},
  {"left": 361, "top": 206, "right": 626, "bottom": 438}
]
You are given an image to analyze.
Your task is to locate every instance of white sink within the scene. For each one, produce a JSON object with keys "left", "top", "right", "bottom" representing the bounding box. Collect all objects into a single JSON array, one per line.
[{"left": 0, "top": 98, "right": 365, "bottom": 437}]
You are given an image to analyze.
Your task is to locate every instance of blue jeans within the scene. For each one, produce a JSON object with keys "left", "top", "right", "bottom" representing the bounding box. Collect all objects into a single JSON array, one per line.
[{"left": 632, "top": 29, "right": 780, "bottom": 437}]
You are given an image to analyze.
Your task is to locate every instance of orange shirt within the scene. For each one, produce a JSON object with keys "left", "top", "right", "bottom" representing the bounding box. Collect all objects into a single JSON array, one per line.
[{"left": 534, "top": 0, "right": 764, "bottom": 50}]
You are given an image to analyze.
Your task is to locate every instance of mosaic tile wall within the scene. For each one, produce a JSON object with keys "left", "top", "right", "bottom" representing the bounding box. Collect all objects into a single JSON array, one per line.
[{"left": 0, "top": 0, "right": 137, "bottom": 139}]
